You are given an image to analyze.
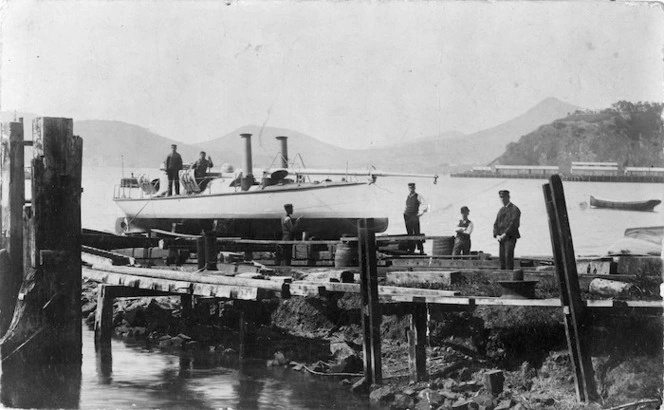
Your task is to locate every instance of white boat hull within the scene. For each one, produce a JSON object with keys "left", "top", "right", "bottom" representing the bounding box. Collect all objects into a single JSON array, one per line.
[{"left": 114, "top": 180, "right": 389, "bottom": 238}]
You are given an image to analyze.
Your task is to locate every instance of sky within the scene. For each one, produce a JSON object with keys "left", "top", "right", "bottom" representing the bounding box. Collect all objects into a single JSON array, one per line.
[{"left": 0, "top": 0, "right": 662, "bottom": 149}]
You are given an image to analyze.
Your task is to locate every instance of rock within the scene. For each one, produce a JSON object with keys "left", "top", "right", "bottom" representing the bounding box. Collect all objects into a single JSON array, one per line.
[
  {"left": 340, "top": 379, "right": 352, "bottom": 386},
  {"left": 402, "top": 387, "right": 417, "bottom": 397},
  {"left": 451, "top": 399, "right": 469, "bottom": 410},
  {"left": 158, "top": 336, "right": 184, "bottom": 349},
  {"left": 417, "top": 389, "right": 443, "bottom": 409},
  {"left": 392, "top": 393, "right": 415, "bottom": 410},
  {"left": 472, "top": 394, "right": 495, "bottom": 408},
  {"left": 177, "top": 333, "right": 192, "bottom": 341},
  {"left": 272, "top": 351, "right": 288, "bottom": 366},
  {"left": 512, "top": 403, "right": 527, "bottom": 410},
  {"left": 370, "top": 385, "right": 395, "bottom": 406},
  {"left": 329, "top": 354, "right": 363, "bottom": 373},
  {"left": 81, "top": 301, "right": 97, "bottom": 316},
  {"left": 457, "top": 381, "right": 481, "bottom": 392},
  {"left": 350, "top": 377, "right": 369, "bottom": 394},
  {"left": 458, "top": 368, "right": 472, "bottom": 381},
  {"left": 330, "top": 341, "right": 357, "bottom": 359},
  {"left": 85, "top": 311, "right": 96, "bottom": 326},
  {"left": 311, "top": 360, "right": 329, "bottom": 373},
  {"left": 184, "top": 340, "right": 200, "bottom": 350},
  {"left": 222, "top": 348, "right": 237, "bottom": 355},
  {"left": 494, "top": 399, "right": 512, "bottom": 410},
  {"left": 440, "top": 391, "right": 461, "bottom": 401}
]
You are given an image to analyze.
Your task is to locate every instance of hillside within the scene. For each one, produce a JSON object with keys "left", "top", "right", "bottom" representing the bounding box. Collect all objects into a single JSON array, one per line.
[
  {"left": 355, "top": 97, "right": 581, "bottom": 172},
  {"left": 0, "top": 96, "right": 579, "bottom": 173},
  {"left": 493, "top": 101, "right": 664, "bottom": 170}
]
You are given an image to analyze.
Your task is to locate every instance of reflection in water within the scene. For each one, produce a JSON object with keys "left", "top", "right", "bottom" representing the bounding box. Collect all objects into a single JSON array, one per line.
[
  {"left": 96, "top": 345, "right": 113, "bottom": 384},
  {"left": 1, "top": 361, "right": 81, "bottom": 409},
  {"left": 0, "top": 325, "right": 369, "bottom": 408}
]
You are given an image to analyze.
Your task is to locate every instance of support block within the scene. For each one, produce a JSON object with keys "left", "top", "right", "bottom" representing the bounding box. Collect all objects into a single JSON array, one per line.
[
  {"left": 386, "top": 270, "right": 461, "bottom": 286},
  {"left": 483, "top": 370, "right": 504, "bottom": 396}
]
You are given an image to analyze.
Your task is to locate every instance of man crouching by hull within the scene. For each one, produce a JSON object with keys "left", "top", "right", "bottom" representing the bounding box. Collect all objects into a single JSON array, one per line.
[{"left": 276, "top": 203, "right": 302, "bottom": 266}]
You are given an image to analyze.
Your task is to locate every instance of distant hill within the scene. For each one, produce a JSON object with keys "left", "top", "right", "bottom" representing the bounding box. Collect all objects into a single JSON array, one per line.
[
  {"left": 493, "top": 101, "right": 664, "bottom": 170},
  {"left": 0, "top": 97, "right": 580, "bottom": 173}
]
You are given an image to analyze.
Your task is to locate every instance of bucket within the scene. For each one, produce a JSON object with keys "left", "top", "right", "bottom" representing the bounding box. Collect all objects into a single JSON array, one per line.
[
  {"left": 432, "top": 236, "right": 455, "bottom": 256},
  {"left": 334, "top": 243, "right": 358, "bottom": 267}
]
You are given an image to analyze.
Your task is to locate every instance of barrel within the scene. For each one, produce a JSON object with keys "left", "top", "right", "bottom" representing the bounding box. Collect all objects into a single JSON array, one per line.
[
  {"left": 432, "top": 236, "right": 455, "bottom": 256},
  {"left": 334, "top": 243, "right": 358, "bottom": 267}
]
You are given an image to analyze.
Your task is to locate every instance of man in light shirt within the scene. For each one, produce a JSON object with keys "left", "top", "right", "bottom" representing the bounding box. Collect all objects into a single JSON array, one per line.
[{"left": 452, "top": 206, "right": 473, "bottom": 255}]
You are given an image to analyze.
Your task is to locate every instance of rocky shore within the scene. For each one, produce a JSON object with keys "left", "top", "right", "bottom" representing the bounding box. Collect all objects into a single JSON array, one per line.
[{"left": 81, "top": 267, "right": 663, "bottom": 410}]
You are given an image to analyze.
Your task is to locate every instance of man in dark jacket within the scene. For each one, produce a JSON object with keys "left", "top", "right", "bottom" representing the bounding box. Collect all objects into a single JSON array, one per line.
[
  {"left": 493, "top": 190, "right": 521, "bottom": 270},
  {"left": 276, "top": 203, "right": 302, "bottom": 266},
  {"left": 165, "top": 144, "right": 183, "bottom": 196}
]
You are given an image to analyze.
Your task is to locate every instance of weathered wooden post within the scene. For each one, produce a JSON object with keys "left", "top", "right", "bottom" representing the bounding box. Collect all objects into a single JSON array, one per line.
[
  {"left": 0, "top": 118, "right": 82, "bottom": 408},
  {"left": 205, "top": 231, "right": 218, "bottom": 270},
  {"left": 543, "top": 175, "right": 598, "bottom": 402},
  {"left": 408, "top": 298, "right": 428, "bottom": 382},
  {"left": 358, "top": 218, "right": 382, "bottom": 385},
  {"left": 0, "top": 121, "right": 25, "bottom": 335},
  {"left": 94, "top": 284, "right": 116, "bottom": 347}
]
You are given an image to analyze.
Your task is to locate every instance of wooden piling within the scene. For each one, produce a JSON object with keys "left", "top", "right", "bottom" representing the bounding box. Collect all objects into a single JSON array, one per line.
[
  {"left": 94, "top": 284, "right": 116, "bottom": 348},
  {"left": 205, "top": 232, "right": 218, "bottom": 270},
  {"left": 543, "top": 175, "right": 598, "bottom": 402},
  {"left": 0, "top": 121, "right": 25, "bottom": 335},
  {"left": 197, "top": 235, "right": 206, "bottom": 270},
  {"left": 408, "top": 300, "right": 428, "bottom": 382},
  {"left": 0, "top": 117, "right": 83, "bottom": 366},
  {"left": 358, "top": 218, "right": 382, "bottom": 385}
]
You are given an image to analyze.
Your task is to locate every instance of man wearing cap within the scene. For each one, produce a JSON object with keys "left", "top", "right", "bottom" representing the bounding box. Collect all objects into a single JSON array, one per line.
[
  {"left": 192, "top": 151, "right": 214, "bottom": 189},
  {"left": 493, "top": 190, "right": 521, "bottom": 270},
  {"left": 404, "top": 182, "right": 429, "bottom": 255},
  {"left": 276, "top": 203, "right": 302, "bottom": 266},
  {"left": 165, "top": 144, "right": 183, "bottom": 196},
  {"left": 453, "top": 206, "right": 473, "bottom": 255}
]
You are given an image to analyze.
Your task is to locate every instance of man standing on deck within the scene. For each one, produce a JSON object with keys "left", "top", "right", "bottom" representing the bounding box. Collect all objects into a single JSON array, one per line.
[
  {"left": 453, "top": 206, "right": 473, "bottom": 255},
  {"left": 192, "top": 151, "right": 214, "bottom": 188},
  {"left": 276, "top": 203, "right": 302, "bottom": 266},
  {"left": 493, "top": 190, "right": 521, "bottom": 270},
  {"left": 165, "top": 144, "right": 183, "bottom": 196},
  {"left": 403, "top": 182, "right": 429, "bottom": 255}
]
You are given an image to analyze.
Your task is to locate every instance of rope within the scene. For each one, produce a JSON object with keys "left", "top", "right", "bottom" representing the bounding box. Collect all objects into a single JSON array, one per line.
[
  {"left": 302, "top": 365, "right": 363, "bottom": 378},
  {"left": 1, "top": 327, "right": 45, "bottom": 363}
]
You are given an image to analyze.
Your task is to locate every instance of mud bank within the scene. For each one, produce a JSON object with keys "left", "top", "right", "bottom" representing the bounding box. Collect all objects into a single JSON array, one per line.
[{"left": 81, "top": 274, "right": 663, "bottom": 409}]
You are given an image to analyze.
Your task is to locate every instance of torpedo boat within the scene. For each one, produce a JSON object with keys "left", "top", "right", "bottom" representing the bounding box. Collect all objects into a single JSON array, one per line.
[{"left": 114, "top": 134, "right": 437, "bottom": 239}]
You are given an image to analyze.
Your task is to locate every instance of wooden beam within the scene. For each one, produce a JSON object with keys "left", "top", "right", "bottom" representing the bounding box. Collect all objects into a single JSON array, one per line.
[
  {"left": 358, "top": 218, "right": 382, "bottom": 385},
  {"left": 0, "top": 121, "right": 24, "bottom": 335},
  {"left": 94, "top": 284, "right": 116, "bottom": 348},
  {"left": 409, "top": 300, "right": 428, "bottom": 382},
  {"left": 544, "top": 175, "right": 598, "bottom": 402}
]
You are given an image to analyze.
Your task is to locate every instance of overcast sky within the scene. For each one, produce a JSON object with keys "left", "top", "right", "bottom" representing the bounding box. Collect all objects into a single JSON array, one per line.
[{"left": 1, "top": 0, "right": 662, "bottom": 148}]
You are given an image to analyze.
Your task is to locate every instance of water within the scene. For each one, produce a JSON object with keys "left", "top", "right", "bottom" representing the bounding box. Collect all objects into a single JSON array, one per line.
[
  {"left": 0, "top": 326, "right": 370, "bottom": 409},
  {"left": 83, "top": 166, "right": 661, "bottom": 256},
  {"left": 61, "top": 166, "right": 660, "bottom": 409}
]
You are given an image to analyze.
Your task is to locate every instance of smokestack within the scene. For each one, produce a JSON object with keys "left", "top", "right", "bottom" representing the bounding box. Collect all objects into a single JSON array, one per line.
[
  {"left": 276, "top": 136, "right": 288, "bottom": 168},
  {"left": 240, "top": 133, "right": 254, "bottom": 191}
]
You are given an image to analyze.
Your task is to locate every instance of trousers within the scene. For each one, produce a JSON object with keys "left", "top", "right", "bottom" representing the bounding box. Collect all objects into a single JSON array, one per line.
[{"left": 499, "top": 237, "right": 517, "bottom": 270}]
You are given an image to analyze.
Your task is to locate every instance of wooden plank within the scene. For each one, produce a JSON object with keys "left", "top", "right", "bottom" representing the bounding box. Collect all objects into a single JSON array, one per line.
[
  {"left": 358, "top": 218, "right": 382, "bottom": 385},
  {"left": 545, "top": 176, "right": 598, "bottom": 402},
  {"left": 576, "top": 258, "right": 616, "bottom": 275},
  {"left": 409, "top": 301, "right": 428, "bottom": 382},
  {"left": 0, "top": 122, "right": 25, "bottom": 335},
  {"left": 386, "top": 270, "right": 462, "bottom": 286},
  {"left": 94, "top": 284, "right": 116, "bottom": 347}
]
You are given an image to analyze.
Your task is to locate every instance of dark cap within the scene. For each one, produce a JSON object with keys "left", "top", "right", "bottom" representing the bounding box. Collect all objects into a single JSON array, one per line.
[
  {"left": 498, "top": 190, "right": 510, "bottom": 197},
  {"left": 284, "top": 203, "right": 293, "bottom": 209},
  {"left": 408, "top": 182, "right": 416, "bottom": 187},
  {"left": 171, "top": 144, "right": 177, "bottom": 148},
  {"left": 460, "top": 206, "right": 469, "bottom": 213}
]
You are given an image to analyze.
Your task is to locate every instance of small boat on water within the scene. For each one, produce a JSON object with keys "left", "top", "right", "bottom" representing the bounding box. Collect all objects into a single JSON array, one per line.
[
  {"left": 589, "top": 195, "right": 661, "bottom": 212},
  {"left": 114, "top": 134, "right": 437, "bottom": 239}
]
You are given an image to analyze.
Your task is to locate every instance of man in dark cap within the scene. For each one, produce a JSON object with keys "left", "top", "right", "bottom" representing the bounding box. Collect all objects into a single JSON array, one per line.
[
  {"left": 452, "top": 206, "right": 473, "bottom": 255},
  {"left": 192, "top": 151, "right": 214, "bottom": 189},
  {"left": 165, "top": 144, "right": 183, "bottom": 196},
  {"left": 404, "top": 182, "right": 429, "bottom": 254},
  {"left": 493, "top": 190, "right": 521, "bottom": 270},
  {"left": 276, "top": 203, "right": 302, "bottom": 266}
]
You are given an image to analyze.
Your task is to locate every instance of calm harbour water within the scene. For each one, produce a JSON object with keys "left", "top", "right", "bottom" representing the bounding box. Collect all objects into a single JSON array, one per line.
[{"left": 10, "top": 166, "right": 652, "bottom": 409}]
